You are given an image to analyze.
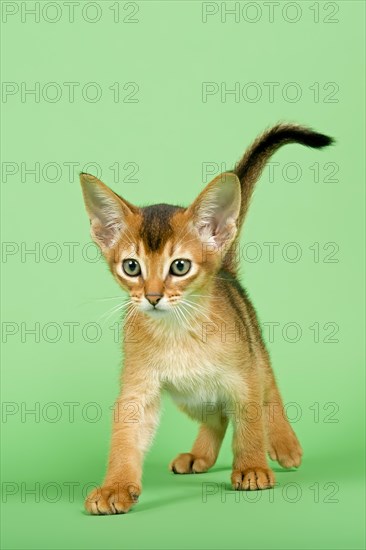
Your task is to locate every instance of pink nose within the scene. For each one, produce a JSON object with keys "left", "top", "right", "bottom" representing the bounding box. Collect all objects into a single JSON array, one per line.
[{"left": 145, "top": 293, "right": 163, "bottom": 306}]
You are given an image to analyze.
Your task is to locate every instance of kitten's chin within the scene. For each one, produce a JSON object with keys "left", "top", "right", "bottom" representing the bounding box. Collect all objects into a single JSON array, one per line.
[{"left": 142, "top": 306, "right": 170, "bottom": 319}]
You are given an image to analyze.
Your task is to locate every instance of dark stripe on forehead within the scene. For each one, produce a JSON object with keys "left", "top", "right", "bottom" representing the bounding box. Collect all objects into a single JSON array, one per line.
[{"left": 140, "top": 204, "right": 184, "bottom": 252}]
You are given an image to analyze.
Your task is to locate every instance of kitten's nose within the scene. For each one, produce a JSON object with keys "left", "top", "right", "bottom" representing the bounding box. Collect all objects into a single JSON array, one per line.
[{"left": 145, "top": 293, "right": 163, "bottom": 307}]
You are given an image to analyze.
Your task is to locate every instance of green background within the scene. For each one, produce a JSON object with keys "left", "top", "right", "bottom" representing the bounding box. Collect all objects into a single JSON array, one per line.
[{"left": 1, "top": 1, "right": 365, "bottom": 548}]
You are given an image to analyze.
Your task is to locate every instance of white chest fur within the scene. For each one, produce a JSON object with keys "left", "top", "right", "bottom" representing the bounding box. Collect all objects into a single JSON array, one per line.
[{"left": 144, "top": 323, "right": 247, "bottom": 413}]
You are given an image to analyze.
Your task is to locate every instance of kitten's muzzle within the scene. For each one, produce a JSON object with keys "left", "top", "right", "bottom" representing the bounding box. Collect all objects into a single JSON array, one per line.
[{"left": 145, "top": 293, "right": 163, "bottom": 307}]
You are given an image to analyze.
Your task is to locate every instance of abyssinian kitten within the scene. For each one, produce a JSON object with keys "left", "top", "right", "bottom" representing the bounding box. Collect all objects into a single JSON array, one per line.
[{"left": 80, "top": 123, "right": 333, "bottom": 515}]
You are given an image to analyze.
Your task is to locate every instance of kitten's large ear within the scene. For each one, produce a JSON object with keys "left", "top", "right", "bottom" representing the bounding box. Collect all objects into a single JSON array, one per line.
[
  {"left": 80, "top": 173, "right": 138, "bottom": 250},
  {"left": 188, "top": 173, "right": 241, "bottom": 249}
]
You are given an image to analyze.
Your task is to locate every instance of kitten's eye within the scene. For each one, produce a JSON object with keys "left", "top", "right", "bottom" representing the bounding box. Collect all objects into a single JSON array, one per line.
[
  {"left": 122, "top": 259, "right": 141, "bottom": 277},
  {"left": 170, "top": 259, "right": 191, "bottom": 276}
]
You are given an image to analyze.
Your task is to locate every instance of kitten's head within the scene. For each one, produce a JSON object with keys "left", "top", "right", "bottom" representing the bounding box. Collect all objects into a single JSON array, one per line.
[{"left": 80, "top": 172, "right": 240, "bottom": 317}]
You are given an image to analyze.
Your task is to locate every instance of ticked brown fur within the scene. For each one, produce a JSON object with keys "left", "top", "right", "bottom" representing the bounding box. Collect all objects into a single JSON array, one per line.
[{"left": 80, "top": 124, "right": 333, "bottom": 514}]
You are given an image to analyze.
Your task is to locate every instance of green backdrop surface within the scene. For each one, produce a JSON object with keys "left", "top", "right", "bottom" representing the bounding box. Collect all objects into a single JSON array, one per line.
[{"left": 1, "top": 1, "right": 365, "bottom": 549}]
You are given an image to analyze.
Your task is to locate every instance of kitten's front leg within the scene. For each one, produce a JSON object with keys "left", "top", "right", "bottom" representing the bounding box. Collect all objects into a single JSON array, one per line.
[
  {"left": 231, "top": 391, "right": 275, "bottom": 491},
  {"left": 85, "top": 388, "right": 160, "bottom": 515}
]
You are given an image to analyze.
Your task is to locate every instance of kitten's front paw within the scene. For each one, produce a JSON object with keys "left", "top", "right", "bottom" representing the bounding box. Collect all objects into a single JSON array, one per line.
[
  {"left": 85, "top": 482, "right": 141, "bottom": 515},
  {"left": 169, "top": 453, "right": 211, "bottom": 474},
  {"left": 231, "top": 467, "right": 275, "bottom": 491}
]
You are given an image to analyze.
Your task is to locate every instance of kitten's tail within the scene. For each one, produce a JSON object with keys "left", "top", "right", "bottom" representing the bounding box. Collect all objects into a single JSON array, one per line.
[{"left": 224, "top": 123, "right": 334, "bottom": 273}]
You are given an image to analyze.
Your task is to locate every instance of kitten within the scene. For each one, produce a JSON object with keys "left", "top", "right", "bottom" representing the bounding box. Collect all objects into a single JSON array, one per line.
[{"left": 80, "top": 123, "right": 333, "bottom": 515}]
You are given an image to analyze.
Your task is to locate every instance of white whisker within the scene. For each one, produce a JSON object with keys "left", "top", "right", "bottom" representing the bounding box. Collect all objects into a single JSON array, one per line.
[
  {"left": 178, "top": 304, "right": 203, "bottom": 337},
  {"left": 96, "top": 298, "right": 134, "bottom": 328},
  {"left": 180, "top": 299, "right": 212, "bottom": 323}
]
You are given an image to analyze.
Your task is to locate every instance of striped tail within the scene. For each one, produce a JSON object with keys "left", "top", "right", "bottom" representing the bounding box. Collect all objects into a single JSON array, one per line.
[{"left": 223, "top": 123, "right": 334, "bottom": 273}]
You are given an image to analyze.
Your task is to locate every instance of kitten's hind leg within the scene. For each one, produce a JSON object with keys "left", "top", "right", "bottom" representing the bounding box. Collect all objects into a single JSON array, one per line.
[
  {"left": 264, "top": 371, "right": 303, "bottom": 469},
  {"left": 169, "top": 414, "right": 228, "bottom": 474}
]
